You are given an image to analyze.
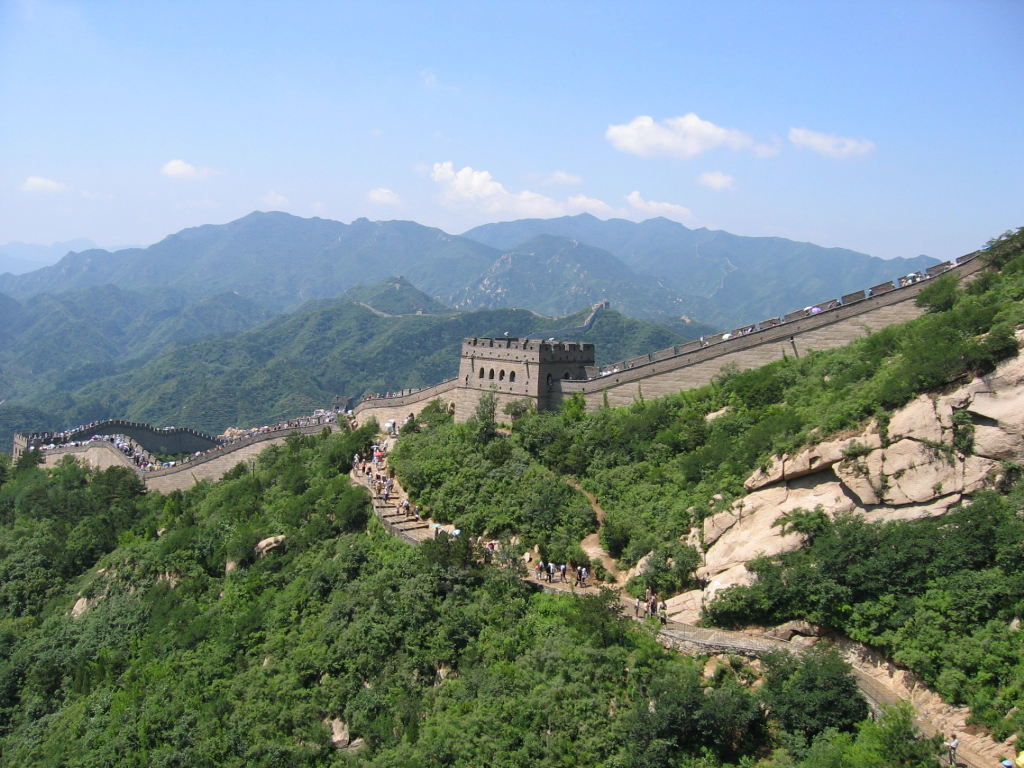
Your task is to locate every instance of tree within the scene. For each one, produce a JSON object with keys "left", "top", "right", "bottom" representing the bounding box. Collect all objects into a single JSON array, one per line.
[{"left": 760, "top": 645, "right": 868, "bottom": 743}]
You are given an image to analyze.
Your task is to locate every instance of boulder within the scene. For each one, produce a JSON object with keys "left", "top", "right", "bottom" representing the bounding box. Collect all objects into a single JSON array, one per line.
[
  {"left": 835, "top": 454, "right": 883, "bottom": 505},
  {"left": 324, "top": 718, "right": 350, "bottom": 749},
  {"left": 664, "top": 590, "right": 703, "bottom": 625},
  {"left": 703, "top": 485, "right": 788, "bottom": 548},
  {"left": 973, "top": 424, "right": 1023, "bottom": 461},
  {"left": 625, "top": 552, "right": 652, "bottom": 582},
  {"left": 744, "top": 460, "right": 784, "bottom": 491},
  {"left": 881, "top": 439, "right": 959, "bottom": 504},
  {"left": 256, "top": 535, "right": 286, "bottom": 558},
  {"left": 888, "top": 395, "right": 945, "bottom": 444},
  {"left": 962, "top": 455, "right": 1000, "bottom": 493},
  {"left": 782, "top": 432, "right": 882, "bottom": 481}
]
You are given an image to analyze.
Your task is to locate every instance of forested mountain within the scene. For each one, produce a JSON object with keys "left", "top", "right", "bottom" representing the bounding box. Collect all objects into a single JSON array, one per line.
[
  {"left": 447, "top": 233, "right": 689, "bottom": 319},
  {"left": 463, "top": 213, "right": 939, "bottom": 327},
  {"left": 0, "top": 280, "right": 686, "bottom": 446},
  {"left": 0, "top": 211, "right": 936, "bottom": 332}
]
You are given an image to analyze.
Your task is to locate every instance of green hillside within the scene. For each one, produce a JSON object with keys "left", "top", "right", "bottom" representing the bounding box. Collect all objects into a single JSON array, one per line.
[
  {"left": 336, "top": 276, "right": 454, "bottom": 316},
  {"left": 0, "top": 423, "right": 932, "bottom": 767},
  {"left": 389, "top": 226, "right": 1024, "bottom": 750},
  {"left": 448, "top": 233, "right": 690, "bottom": 319},
  {"left": 0, "top": 291, "right": 687, "bottom": 445}
]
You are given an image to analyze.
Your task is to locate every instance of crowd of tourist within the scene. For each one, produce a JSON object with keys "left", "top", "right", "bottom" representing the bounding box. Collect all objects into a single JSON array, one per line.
[
  {"left": 23, "top": 409, "right": 340, "bottom": 471},
  {"left": 635, "top": 586, "right": 668, "bottom": 625},
  {"left": 25, "top": 433, "right": 159, "bottom": 469}
]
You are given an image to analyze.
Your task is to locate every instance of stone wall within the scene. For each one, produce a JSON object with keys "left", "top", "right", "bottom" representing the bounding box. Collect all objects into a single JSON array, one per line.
[
  {"left": 351, "top": 379, "right": 458, "bottom": 430},
  {"left": 33, "top": 423, "right": 341, "bottom": 494},
  {"left": 38, "top": 441, "right": 139, "bottom": 472},
  {"left": 556, "top": 254, "right": 986, "bottom": 411},
  {"left": 16, "top": 419, "right": 219, "bottom": 458}
]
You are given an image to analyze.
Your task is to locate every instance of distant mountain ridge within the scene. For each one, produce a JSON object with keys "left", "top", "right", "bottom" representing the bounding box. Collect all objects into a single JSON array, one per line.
[
  {"left": 462, "top": 213, "right": 938, "bottom": 328},
  {"left": 0, "top": 210, "right": 935, "bottom": 330}
]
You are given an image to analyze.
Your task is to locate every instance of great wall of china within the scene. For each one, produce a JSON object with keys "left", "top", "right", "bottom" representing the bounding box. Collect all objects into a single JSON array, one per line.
[
  {"left": 350, "top": 249, "right": 986, "bottom": 427},
  {"left": 14, "top": 249, "right": 986, "bottom": 494}
]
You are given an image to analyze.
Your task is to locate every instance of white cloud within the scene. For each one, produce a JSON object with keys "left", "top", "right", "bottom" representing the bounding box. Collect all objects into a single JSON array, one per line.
[
  {"left": 21, "top": 176, "right": 70, "bottom": 192},
  {"left": 626, "top": 191, "right": 696, "bottom": 224},
  {"left": 607, "top": 113, "right": 758, "bottom": 158},
  {"left": 544, "top": 171, "right": 583, "bottom": 186},
  {"left": 430, "top": 162, "right": 565, "bottom": 218},
  {"left": 368, "top": 188, "right": 401, "bottom": 205},
  {"left": 567, "top": 195, "right": 622, "bottom": 217},
  {"left": 160, "top": 159, "right": 214, "bottom": 179},
  {"left": 262, "top": 190, "right": 288, "bottom": 207},
  {"left": 420, "top": 69, "right": 438, "bottom": 88},
  {"left": 697, "top": 171, "right": 736, "bottom": 191},
  {"left": 788, "top": 127, "right": 876, "bottom": 159}
]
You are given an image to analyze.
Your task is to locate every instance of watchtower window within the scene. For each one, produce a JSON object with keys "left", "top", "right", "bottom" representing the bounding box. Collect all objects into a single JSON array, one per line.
[
  {"left": 499, "top": 370, "right": 505, "bottom": 381},
  {"left": 488, "top": 369, "right": 495, "bottom": 380},
  {"left": 546, "top": 373, "right": 553, "bottom": 386},
  {"left": 478, "top": 369, "right": 485, "bottom": 378},
  {"left": 509, "top": 371, "right": 516, "bottom": 383}
]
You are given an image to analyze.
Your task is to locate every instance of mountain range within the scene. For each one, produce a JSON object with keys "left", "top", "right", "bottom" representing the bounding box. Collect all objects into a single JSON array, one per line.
[
  {"left": 0, "top": 210, "right": 941, "bottom": 444},
  {"left": 1, "top": 211, "right": 936, "bottom": 329},
  {"left": 0, "top": 277, "right": 684, "bottom": 446}
]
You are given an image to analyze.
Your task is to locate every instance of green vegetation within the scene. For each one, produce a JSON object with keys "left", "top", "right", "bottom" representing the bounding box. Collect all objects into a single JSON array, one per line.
[
  {"left": 381, "top": 227, "right": 1024, "bottom": 750},
  {"left": 0, "top": 289, "right": 685, "bottom": 449},
  {"left": 0, "top": 421, "right": 932, "bottom": 767},
  {"left": 704, "top": 488, "right": 1024, "bottom": 739}
]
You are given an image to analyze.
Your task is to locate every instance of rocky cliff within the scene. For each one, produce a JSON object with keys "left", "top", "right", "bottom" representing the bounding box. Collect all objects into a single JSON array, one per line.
[{"left": 668, "top": 331, "right": 1024, "bottom": 624}]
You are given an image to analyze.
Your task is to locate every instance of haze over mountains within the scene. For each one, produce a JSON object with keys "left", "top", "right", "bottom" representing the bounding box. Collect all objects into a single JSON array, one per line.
[
  {"left": 0, "top": 211, "right": 935, "bottom": 330},
  {"left": 0, "top": 210, "right": 940, "bottom": 444}
]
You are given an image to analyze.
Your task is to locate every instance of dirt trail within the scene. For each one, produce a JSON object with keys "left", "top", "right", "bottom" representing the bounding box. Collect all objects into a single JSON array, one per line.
[{"left": 570, "top": 481, "right": 625, "bottom": 586}]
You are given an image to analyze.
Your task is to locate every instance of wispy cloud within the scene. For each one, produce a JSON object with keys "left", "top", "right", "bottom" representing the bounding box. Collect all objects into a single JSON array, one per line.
[
  {"left": 544, "top": 171, "right": 583, "bottom": 186},
  {"left": 368, "top": 188, "right": 401, "bottom": 205},
  {"left": 20, "top": 175, "right": 70, "bottom": 192},
  {"left": 788, "top": 127, "right": 876, "bottom": 159},
  {"left": 607, "top": 113, "right": 774, "bottom": 159},
  {"left": 262, "top": 190, "right": 288, "bottom": 207},
  {"left": 626, "top": 191, "right": 696, "bottom": 224},
  {"left": 160, "top": 159, "right": 215, "bottom": 179},
  {"left": 697, "top": 171, "right": 736, "bottom": 191}
]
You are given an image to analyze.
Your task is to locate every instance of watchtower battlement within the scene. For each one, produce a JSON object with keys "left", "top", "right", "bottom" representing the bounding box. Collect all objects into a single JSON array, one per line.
[{"left": 453, "top": 337, "right": 595, "bottom": 420}]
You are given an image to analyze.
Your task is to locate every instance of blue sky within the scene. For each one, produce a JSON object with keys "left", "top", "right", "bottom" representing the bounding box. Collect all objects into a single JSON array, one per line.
[{"left": 1, "top": 0, "right": 1021, "bottom": 261}]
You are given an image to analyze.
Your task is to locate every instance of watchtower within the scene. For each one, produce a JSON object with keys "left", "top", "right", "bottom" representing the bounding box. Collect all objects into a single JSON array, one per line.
[{"left": 454, "top": 337, "right": 595, "bottom": 421}]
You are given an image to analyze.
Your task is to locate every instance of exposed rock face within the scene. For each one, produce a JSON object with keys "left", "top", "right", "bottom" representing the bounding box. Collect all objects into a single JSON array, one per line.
[
  {"left": 666, "top": 341, "right": 1024, "bottom": 625},
  {"left": 255, "top": 535, "right": 286, "bottom": 558}
]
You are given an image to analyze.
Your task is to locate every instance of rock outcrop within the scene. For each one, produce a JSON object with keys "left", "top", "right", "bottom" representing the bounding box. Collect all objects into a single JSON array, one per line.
[{"left": 668, "top": 339, "right": 1024, "bottom": 625}]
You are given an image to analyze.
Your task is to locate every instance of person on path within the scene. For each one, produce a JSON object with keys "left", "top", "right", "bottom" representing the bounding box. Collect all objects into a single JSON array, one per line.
[
  {"left": 634, "top": 597, "right": 641, "bottom": 617},
  {"left": 942, "top": 733, "right": 958, "bottom": 765},
  {"left": 536, "top": 560, "right": 544, "bottom": 580}
]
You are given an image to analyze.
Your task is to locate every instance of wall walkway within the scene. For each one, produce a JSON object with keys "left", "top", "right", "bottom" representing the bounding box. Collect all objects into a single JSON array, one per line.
[{"left": 351, "top": 253, "right": 987, "bottom": 419}]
